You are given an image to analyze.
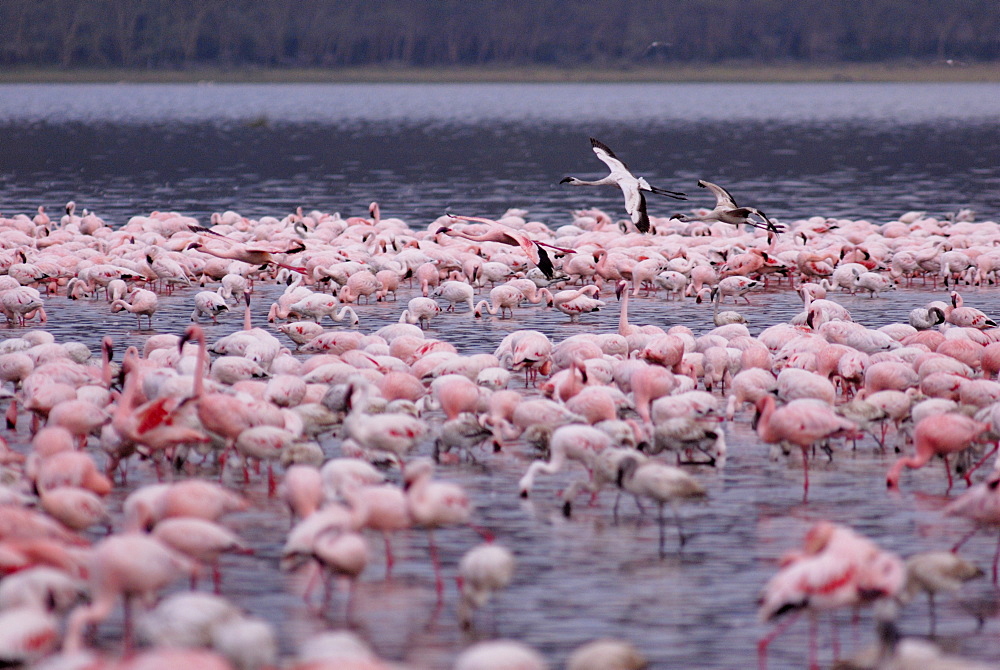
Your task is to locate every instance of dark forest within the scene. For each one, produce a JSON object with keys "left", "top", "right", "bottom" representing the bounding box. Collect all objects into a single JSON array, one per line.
[{"left": 2, "top": 0, "right": 998, "bottom": 70}]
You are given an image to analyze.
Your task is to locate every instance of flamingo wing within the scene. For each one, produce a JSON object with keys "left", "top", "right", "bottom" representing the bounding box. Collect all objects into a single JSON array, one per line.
[
  {"left": 698, "top": 180, "right": 739, "bottom": 209},
  {"left": 590, "top": 137, "right": 631, "bottom": 174}
]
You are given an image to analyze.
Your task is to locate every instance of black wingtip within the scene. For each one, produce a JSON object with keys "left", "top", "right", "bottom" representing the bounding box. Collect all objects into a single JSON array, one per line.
[
  {"left": 589, "top": 137, "right": 615, "bottom": 157},
  {"left": 536, "top": 246, "right": 556, "bottom": 279}
]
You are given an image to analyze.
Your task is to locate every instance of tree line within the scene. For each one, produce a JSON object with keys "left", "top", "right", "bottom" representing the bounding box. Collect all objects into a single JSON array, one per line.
[{"left": 2, "top": 0, "right": 998, "bottom": 69}]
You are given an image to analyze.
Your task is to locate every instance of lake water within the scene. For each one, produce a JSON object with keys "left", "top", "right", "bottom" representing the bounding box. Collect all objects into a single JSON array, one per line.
[{"left": 3, "top": 82, "right": 1000, "bottom": 669}]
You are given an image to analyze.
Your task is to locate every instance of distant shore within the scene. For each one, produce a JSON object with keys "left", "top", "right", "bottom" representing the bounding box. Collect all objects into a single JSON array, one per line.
[{"left": 2, "top": 62, "right": 1000, "bottom": 84}]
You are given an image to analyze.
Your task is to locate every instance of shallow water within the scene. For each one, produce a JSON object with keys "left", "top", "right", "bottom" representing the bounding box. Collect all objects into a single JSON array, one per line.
[
  {"left": 3, "top": 82, "right": 1000, "bottom": 668},
  {"left": 7, "top": 279, "right": 1000, "bottom": 669}
]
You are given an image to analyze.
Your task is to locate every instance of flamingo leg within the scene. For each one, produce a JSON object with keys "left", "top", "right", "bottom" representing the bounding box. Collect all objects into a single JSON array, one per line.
[
  {"left": 384, "top": 534, "right": 395, "bottom": 579},
  {"left": 758, "top": 609, "right": 802, "bottom": 670},
  {"left": 943, "top": 454, "right": 954, "bottom": 493},
  {"left": 952, "top": 526, "right": 979, "bottom": 553},
  {"left": 801, "top": 447, "right": 810, "bottom": 501},
  {"left": 428, "top": 529, "right": 444, "bottom": 602},
  {"left": 993, "top": 534, "right": 1000, "bottom": 585},
  {"left": 808, "top": 611, "right": 819, "bottom": 670},
  {"left": 964, "top": 444, "right": 999, "bottom": 485}
]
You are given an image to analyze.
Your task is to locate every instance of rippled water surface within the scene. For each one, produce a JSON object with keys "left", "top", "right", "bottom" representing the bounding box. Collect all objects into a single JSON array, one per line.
[{"left": 3, "top": 83, "right": 1000, "bottom": 669}]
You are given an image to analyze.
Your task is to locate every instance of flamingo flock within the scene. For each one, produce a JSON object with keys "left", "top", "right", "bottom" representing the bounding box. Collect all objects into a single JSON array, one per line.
[{"left": 2, "top": 194, "right": 1000, "bottom": 669}]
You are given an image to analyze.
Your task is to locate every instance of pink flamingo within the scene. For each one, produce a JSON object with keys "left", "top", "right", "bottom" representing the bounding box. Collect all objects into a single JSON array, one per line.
[
  {"left": 552, "top": 285, "right": 604, "bottom": 323},
  {"left": 281, "top": 464, "right": 323, "bottom": 522},
  {"left": 437, "top": 213, "right": 573, "bottom": 279},
  {"left": 474, "top": 285, "right": 524, "bottom": 319},
  {"left": 151, "top": 517, "right": 251, "bottom": 592},
  {"left": 886, "top": 413, "right": 989, "bottom": 492},
  {"left": 186, "top": 226, "right": 307, "bottom": 274},
  {"left": 403, "top": 457, "right": 476, "bottom": 599},
  {"left": 616, "top": 280, "right": 665, "bottom": 336},
  {"left": 946, "top": 472, "right": 1000, "bottom": 583},
  {"left": 757, "top": 521, "right": 905, "bottom": 670},
  {"left": 178, "top": 324, "right": 272, "bottom": 465},
  {"left": 754, "top": 395, "right": 857, "bottom": 497},
  {"left": 110, "top": 288, "right": 158, "bottom": 330},
  {"left": 338, "top": 480, "right": 411, "bottom": 577},
  {"left": 63, "top": 534, "right": 197, "bottom": 652}
]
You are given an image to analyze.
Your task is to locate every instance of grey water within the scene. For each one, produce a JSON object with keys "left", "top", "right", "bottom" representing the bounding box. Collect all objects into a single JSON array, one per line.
[{"left": 3, "top": 82, "right": 1000, "bottom": 669}]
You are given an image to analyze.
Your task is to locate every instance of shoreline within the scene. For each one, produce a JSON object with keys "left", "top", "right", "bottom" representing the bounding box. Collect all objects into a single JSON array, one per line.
[{"left": 2, "top": 62, "right": 1000, "bottom": 84}]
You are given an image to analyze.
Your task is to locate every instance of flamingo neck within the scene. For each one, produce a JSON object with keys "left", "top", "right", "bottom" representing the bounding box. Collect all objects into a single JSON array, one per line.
[
  {"left": 192, "top": 329, "right": 206, "bottom": 399},
  {"left": 618, "top": 290, "right": 630, "bottom": 335}
]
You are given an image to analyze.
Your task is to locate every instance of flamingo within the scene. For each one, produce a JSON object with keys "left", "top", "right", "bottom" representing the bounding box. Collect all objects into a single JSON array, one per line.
[
  {"left": 670, "top": 179, "right": 782, "bottom": 234},
  {"left": 187, "top": 226, "right": 307, "bottom": 273},
  {"left": 191, "top": 290, "right": 230, "bottom": 324},
  {"left": 432, "top": 280, "right": 476, "bottom": 312},
  {"left": 757, "top": 521, "right": 905, "bottom": 670},
  {"left": 403, "top": 457, "right": 476, "bottom": 598},
  {"left": 886, "top": 412, "right": 989, "bottom": 491},
  {"left": 454, "top": 640, "right": 546, "bottom": 670},
  {"left": 945, "top": 472, "right": 1000, "bottom": 583},
  {"left": 399, "top": 296, "right": 440, "bottom": 329},
  {"left": 518, "top": 424, "right": 611, "bottom": 498},
  {"left": 337, "top": 480, "right": 411, "bottom": 577},
  {"left": 437, "top": 213, "right": 572, "bottom": 279},
  {"left": 902, "top": 551, "right": 983, "bottom": 633},
  {"left": 151, "top": 517, "right": 251, "bottom": 592},
  {"left": 457, "top": 542, "right": 516, "bottom": 629},
  {"left": 553, "top": 285, "right": 604, "bottom": 323},
  {"left": 754, "top": 395, "right": 857, "bottom": 497},
  {"left": 110, "top": 288, "right": 158, "bottom": 330},
  {"left": 63, "top": 534, "right": 197, "bottom": 652},
  {"left": 561, "top": 137, "right": 686, "bottom": 233},
  {"left": 566, "top": 639, "right": 648, "bottom": 670},
  {"left": 614, "top": 455, "right": 707, "bottom": 555},
  {"left": 474, "top": 285, "right": 524, "bottom": 319}
]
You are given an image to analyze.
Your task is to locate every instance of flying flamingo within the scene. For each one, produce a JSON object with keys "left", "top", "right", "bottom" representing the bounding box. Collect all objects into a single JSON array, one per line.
[
  {"left": 886, "top": 412, "right": 989, "bottom": 492},
  {"left": 187, "top": 225, "right": 307, "bottom": 274},
  {"left": 561, "top": 137, "right": 686, "bottom": 233},
  {"left": 437, "top": 213, "right": 573, "bottom": 279},
  {"left": 670, "top": 179, "right": 783, "bottom": 234}
]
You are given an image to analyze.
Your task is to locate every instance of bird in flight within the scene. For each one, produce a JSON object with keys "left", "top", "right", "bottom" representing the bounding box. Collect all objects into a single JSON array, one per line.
[
  {"left": 436, "top": 214, "right": 574, "bottom": 279},
  {"left": 561, "top": 137, "right": 686, "bottom": 234},
  {"left": 670, "top": 180, "right": 783, "bottom": 235}
]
